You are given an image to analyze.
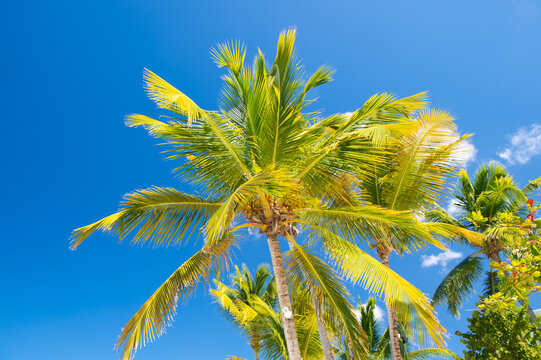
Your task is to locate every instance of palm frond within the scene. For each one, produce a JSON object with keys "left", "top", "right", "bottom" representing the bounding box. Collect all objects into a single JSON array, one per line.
[
  {"left": 204, "top": 166, "right": 296, "bottom": 246},
  {"left": 300, "top": 206, "right": 444, "bottom": 253},
  {"left": 211, "top": 41, "right": 246, "bottom": 74},
  {"left": 126, "top": 113, "right": 250, "bottom": 195},
  {"left": 403, "top": 348, "right": 459, "bottom": 360},
  {"left": 481, "top": 270, "right": 501, "bottom": 298},
  {"left": 432, "top": 254, "right": 484, "bottom": 317},
  {"left": 358, "top": 297, "right": 382, "bottom": 354},
  {"left": 116, "top": 230, "right": 238, "bottom": 360},
  {"left": 383, "top": 109, "right": 466, "bottom": 211},
  {"left": 313, "top": 227, "right": 446, "bottom": 348},
  {"left": 522, "top": 176, "right": 541, "bottom": 196},
  {"left": 285, "top": 239, "right": 368, "bottom": 358},
  {"left": 143, "top": 69, "right": 206, "bottom": 124},
  {"left": 70, "top": 187, "right": 222, "bottom": 249}
]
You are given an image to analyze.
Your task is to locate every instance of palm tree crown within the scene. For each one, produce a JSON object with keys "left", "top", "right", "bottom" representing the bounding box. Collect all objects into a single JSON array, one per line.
[
  {"left": 211, "top": 264, "right": 277, "bottom": 360},
  {"left": 431, "top": 162, "right": 540, "bottom": 316},
  {"left": 69, "top": 29, "right": 468, "bottom": 360}
]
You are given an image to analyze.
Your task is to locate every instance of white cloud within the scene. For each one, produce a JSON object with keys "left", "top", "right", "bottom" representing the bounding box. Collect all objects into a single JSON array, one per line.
[
  {"left": 372, "top": 304, "right": 385, "bottom": 322},
  {"left": 421, "top": 250, "right": 463, "bottom": 270},
  {"left": 354, "top": 303, "right": 386, "bottom": 322},
  {"left": 446, "top": 198, "right": 464, "bottom": 218},
  {"left": 498, "top": 123, "right": 541, "bottom": 165}
]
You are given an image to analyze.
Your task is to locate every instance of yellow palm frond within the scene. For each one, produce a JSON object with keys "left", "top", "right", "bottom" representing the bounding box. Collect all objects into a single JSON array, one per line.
[
  {"left": 317, "top": 227, "right": 446, "bottom": 348},
  {"left": 116, "top": 230, "right": 238, "bottom": 360},
  {"left": 143, "top": 68, "right": 206, "bottom": 124},
  {"left": 285, "top": 237, "right": 368, "bottom": 358},
  {"left": 70, "top": 187, "right": 222, "bottom": 249}
]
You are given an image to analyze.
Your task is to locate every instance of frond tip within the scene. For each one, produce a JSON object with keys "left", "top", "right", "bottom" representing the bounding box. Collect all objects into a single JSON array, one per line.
[{"left": 143, "top": 68, "right": 207, "bottom": 124}]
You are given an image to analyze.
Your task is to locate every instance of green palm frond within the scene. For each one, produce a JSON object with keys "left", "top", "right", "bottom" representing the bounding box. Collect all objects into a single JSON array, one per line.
[
  {"left": 425, "top": 203, "right": 464, "bottom": 225},
  {"left": 115, "top": 230, "right": 238, "bottom": 360},
  {"left": 315, "top": 228, "right": 446, "bottom": 348},
  {"left": 471, "top": 163, "right": 507, "bottom": 198},
  {"left": 211, "top": 263, "right": 278, "bottom": 353},
  {"left": 456, "top": 162, "right": 523, "bottom": 220},
  {"left": 205, "top": 166, "right": 299, "bottom": 246},
  {"left": 126, "top": 114, "right": 249, "bottom": 195},
  {"left": 297, "top": 92, "right": 428, "bottom": 188},
  {"left": 432, "top": 254, "right": 484, "bottom": 317},
  {"left": 258, "top": 285, "right": 325, "bottom": 360},
  {"left": 70, "top": 187, "right": 222, "bottom": 249},
  {"left": 285, "top": 239, "right": 368, "bottom": 358},
  {"left": 403, "top": 348, "right": 459, "bottom": 360},
  {"left": 300, "top": 206, "right": 453, "bottom": 253},
  {"left": 359, "top": 297, "right": 382, "bottom": 354},
  {"left": 303, "top": 65, "right": 334, "bottom": 94},
  {"left": 211, "top": 40, "right": 246, "bottom": 73},
  {"left": 522, "top": 176, "right": 541, "bottom": 195},
  {"left": 210, "top": 285, "right": 259, "bottom": 324},
  {"left": 481, "top": 270, "right": 501, "bottom": 299},
  {"left": 380, "top": 109, "right": 467, "bottom": 212}
]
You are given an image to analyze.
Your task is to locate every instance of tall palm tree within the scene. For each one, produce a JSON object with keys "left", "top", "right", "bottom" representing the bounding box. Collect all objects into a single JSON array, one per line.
[
  {"left": 430, "top": 163, "right": 540, "bottom": 318},
  {"left": 347, "top": 109, "right": 477, "bottom": 359},
  {"left": 211, "top": 264, "right": 278, "bottom": 360},
  {"left": 70, "top": 29, "right": 458, "bottom": 360}
]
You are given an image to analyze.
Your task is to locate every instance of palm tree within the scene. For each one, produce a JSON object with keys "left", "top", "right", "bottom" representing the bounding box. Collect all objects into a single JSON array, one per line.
[
  {"left": 211, "top": 264, "right": 278, "bottom": 360},
  {"left": 337, "top": 297, "right": 457, "bottom": 360},
  {"left": 348, "top": 109, "right": 477, "bottom": 359},
  {"left": 257, "top": 283, "right": 327, "bottom": 360},
  {"left": 70, "top": 29, "right": 457, "bottom": 360},
  {"left": 430, "top": 163, "right": 540, "bottom": 318}
]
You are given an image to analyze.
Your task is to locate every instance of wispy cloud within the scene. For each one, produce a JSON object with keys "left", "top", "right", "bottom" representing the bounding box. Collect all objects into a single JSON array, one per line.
[
  {"left": 421, "top": 250, "right": 462, "bottom": 271},
  {"left": 498, "top": 123, "right": 541, "bottom": 165}
]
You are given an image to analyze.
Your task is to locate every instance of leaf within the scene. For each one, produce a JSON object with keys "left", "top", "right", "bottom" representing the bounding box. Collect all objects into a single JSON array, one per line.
[
  {"left": 116, "top": 230, "right": 238, "bottom": 360},
  {"left": 432, "top": 254, "right": 484, "bottom": 317},
  {"left": 70, "top": 187, "right": 222, "bottom": 249}
]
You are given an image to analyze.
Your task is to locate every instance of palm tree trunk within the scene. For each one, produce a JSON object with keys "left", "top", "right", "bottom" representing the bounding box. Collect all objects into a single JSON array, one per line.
[
  {"left": 251, "top": 346, "right": 260, "bottom": 360},
  {"left": 267, "top": 233, "right": 302, "bottom": 360},
  {"left": 378, "top": 247, "right": 403, "bottom": 360},
  {"left": 490, "top": 251, "right": 538, "bottom": 324},
  {"left": 316, "top": 314, "right": 334, "bottom": 360},
  {"left": 250, "top": 333, "right": 260, "bottom": 360}
]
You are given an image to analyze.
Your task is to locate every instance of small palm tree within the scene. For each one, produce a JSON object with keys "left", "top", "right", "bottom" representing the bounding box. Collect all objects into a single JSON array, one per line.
[
  {"left": 430, "top": 163, "right": 540, "bottom": 317},
  {"left": 337, "top": 297, "right": 457, "bottom": 360},
  {"left": 257, "top": 284, "right": 327, "bottom": 360},
  {"left": 70, "top": 29, "right": 458, "bottom": 359},
  {"left": 211, "top": 264, "right": 278, "bottom": 360}
]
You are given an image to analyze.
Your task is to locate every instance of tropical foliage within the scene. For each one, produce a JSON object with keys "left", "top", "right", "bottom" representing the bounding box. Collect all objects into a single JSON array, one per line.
[
  {"left": 211, "top": 264, "right": 278, "bottom": 360},
  {"left": 70, "top": 29, "right": 512, "bottom": 360},
  {"left": 352, "top": 105, "right": 477, "bottom": 359},
  {"left": 336, "top": 297, "right": 457, "bottom": 360},
  {"left": 456, "top": 304, "right": 541, "bottom": 360},
  {"left": 430, "top": 163, "right": 540, "bottom": 317}
]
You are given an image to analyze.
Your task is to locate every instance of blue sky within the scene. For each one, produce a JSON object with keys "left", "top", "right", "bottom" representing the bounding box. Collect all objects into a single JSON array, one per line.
[{"left": 1, "top": 0, "right": 541, "bottom": 359}]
